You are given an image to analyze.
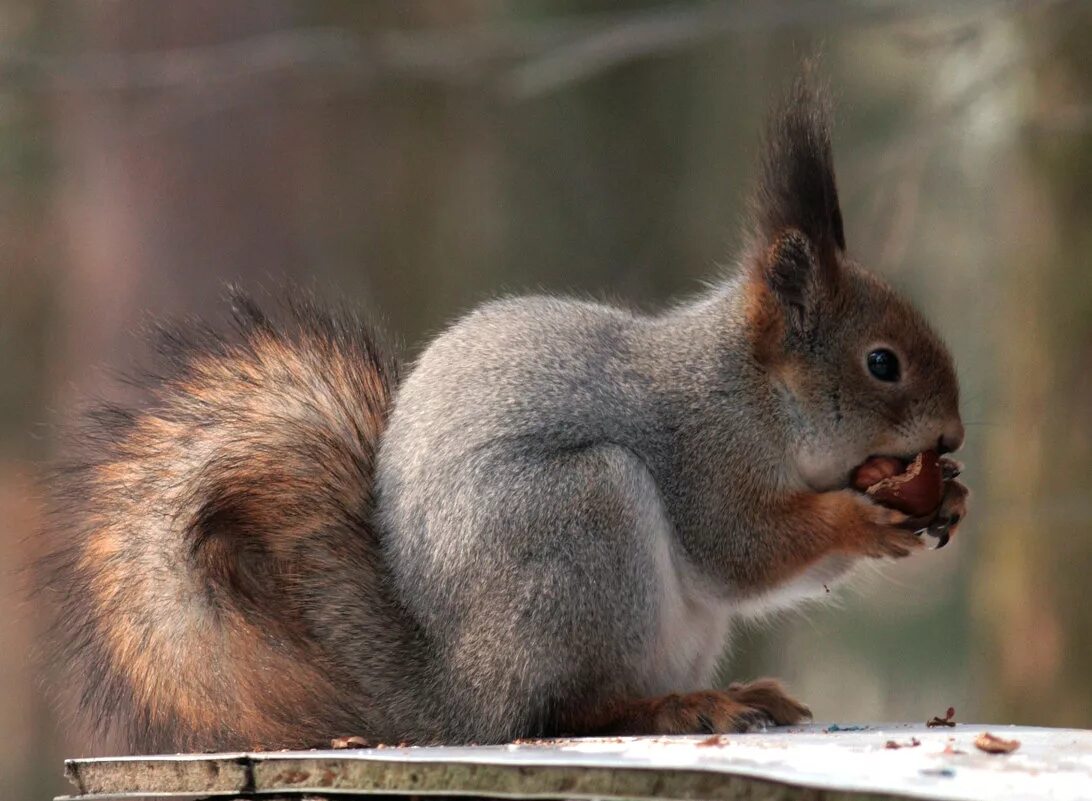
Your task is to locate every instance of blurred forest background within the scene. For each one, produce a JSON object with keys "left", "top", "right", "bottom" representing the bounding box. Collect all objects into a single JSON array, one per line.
[{"left": 1, "top": 1, "right": 1090, "bottom": 799}]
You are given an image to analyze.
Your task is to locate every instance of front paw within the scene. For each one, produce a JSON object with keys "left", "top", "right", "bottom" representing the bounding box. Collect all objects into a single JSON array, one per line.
[
  {"left": 924, "top": 478, "right": 969, "bottom": 548},
  {"left": 841, "top": 490, "right": 924, "bottom": 559}
]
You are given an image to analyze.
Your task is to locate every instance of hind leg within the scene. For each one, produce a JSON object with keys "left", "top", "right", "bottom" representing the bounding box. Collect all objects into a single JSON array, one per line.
[{"left": 566, "top": 679, "right": 811, "bottom": 735}]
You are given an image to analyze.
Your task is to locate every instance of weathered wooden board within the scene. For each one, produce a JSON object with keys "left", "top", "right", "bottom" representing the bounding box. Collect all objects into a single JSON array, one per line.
[{"left": 60, "top": 723, "right": 1092, "bottom": 801}]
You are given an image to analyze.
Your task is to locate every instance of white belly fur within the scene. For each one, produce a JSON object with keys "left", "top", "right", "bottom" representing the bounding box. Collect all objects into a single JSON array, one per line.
[
  {"left": 640, "top": 517, "right": 734, "bottom": 695},
  {"left": 733, "top": 554, "right": 856, "bottom": 619},
  {"left": 635, "top": 506, "right": 854, "bottom": 693},
  {"left": 626, "top": 456, "right": 851, "bottom": 695}
]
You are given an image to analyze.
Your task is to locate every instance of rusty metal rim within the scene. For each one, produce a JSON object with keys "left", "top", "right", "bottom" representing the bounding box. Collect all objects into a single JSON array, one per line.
[{"left": 61, "top": 752, "right": 923, "bottom": 801}]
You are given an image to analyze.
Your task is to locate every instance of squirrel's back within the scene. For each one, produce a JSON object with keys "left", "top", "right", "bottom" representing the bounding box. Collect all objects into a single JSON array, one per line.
[{"left": 41, "top": 293, "right": 428, "bottom": 752}]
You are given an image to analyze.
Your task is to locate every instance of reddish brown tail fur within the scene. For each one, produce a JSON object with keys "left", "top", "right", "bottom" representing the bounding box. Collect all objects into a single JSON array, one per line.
[{"left": 38, "top": 291, "right": 423, "bottom": 752}]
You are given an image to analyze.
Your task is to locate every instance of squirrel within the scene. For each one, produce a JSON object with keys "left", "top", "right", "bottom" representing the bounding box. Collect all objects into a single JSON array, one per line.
[{"left": 41, "top": 74, "right": 968, "bottom": 754}]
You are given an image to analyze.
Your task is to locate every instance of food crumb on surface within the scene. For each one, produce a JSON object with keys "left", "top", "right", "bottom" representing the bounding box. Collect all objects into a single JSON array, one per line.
[
  {"left": 926, "top": 707, "right": 957, "bottom": 728},
  {"left": 331, "top": 735, "right": 375, "bottom": 749},
  {"left": 974, "top": 732, "right": 1021, "bottom": 754},
  {"left": 697, "top": 734, "right": 729, "bottom": 747},
  {"left": 942, "top": 740, "right": 966, "bottom": 755}
]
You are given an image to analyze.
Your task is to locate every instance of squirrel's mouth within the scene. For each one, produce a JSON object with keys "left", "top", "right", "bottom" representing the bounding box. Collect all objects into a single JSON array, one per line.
[{"left": 848, "top": 454, "right": 910, "bottom": 489}]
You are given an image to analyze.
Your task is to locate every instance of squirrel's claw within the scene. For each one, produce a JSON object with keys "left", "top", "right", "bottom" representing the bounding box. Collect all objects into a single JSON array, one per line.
[
  {"left": 921, "top": 479, "right": 969, "bottom": 549},
  {"left": 939, "top": 457, "right": 963, "bottom": 481}
]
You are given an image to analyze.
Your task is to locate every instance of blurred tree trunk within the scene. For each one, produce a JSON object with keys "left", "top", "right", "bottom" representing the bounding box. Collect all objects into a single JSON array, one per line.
[
  {"left": 45, "top": 2, "right": 317, "bottom": 781},
  {"left": 973, "top": 4, "right": 1092, "bottom": 726},
  {"left": 54, "top": 0, "right": 304, "bottom": 386}
]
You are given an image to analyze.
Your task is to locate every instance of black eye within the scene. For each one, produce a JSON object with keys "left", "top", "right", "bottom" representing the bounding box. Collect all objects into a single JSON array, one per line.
[{"left": 867, "top": 349, "right": 900, "bottom": 382}]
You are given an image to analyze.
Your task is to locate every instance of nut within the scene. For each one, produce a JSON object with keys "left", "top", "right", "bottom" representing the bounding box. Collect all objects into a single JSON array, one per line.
[{"left": 852, "top": 450, "right": 944, "bottom": 518}]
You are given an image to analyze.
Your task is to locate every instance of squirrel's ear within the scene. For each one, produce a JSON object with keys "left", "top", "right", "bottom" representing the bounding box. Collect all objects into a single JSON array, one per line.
[
  {"left": 744, "top": 228, "right": 827, "bottom": 364},
  {"left": 748, "top": 68, "right": 845, "bottom": 282},
  {"left": 760, "top": 228, "right": 823, "bottom": 331}
]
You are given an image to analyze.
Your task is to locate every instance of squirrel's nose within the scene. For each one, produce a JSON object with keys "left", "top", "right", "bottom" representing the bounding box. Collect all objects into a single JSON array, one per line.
[{"left": 938, "top": 420, "right": 965, "bottom": 454}]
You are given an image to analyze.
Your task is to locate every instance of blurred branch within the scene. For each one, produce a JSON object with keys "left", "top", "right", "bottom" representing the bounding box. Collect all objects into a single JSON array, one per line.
[
  {"left": 846, "top": 45, "right": 1029, "bottom": 270},
  {"left": 848, "top": 49, "right": 1027, "bottom": 193},
  {"left": 501, "top": 0, "right": 1027, "bottom": 98},
  {"left": 0, "top": 0, "right": 1048, "bottom": 100},
  {"left": 0, "top": 28, "right": 376, "bottom": 92}
]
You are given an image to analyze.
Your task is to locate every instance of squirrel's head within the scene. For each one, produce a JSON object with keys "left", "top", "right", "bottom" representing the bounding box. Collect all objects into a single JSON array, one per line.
[{"left": 742, "top": 73, "right": 963, "bottom": 492}]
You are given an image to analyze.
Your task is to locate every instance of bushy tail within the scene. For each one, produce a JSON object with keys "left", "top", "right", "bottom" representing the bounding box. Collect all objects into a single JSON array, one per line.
[{"left": 40, "top": 290, "right": 422, "bottom": 753}]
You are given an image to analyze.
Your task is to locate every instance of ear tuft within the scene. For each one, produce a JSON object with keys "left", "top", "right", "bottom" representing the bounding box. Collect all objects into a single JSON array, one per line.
[{"left": 750, "top": 64, "right": 846, "bottom": 267}]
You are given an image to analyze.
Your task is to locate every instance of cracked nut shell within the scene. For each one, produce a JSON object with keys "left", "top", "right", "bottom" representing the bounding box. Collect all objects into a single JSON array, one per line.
[{"left": 852, "top": 449, "right": 945, "bottom": 518}]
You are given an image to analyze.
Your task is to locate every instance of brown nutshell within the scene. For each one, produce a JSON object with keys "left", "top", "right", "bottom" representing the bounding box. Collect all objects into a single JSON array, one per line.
[
  {"left": 926, "top": 706, "right": 957, "bottom": 728},
  {"left": 852, "top": 450, "right": 944, "bottom": 518},
  {"left": 974, "top": 732, "right": 1021, "bottom": 754}
]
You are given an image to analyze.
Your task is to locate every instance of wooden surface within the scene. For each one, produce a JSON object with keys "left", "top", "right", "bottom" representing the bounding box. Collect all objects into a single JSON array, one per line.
[{"left": 61, "top": 723, "right": 1092, "bottom": 801}]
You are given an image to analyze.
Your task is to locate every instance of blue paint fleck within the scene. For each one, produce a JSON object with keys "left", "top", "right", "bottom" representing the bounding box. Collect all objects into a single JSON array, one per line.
[{"left": 920, "top": 768, "right": 957, "bottom": 778}]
